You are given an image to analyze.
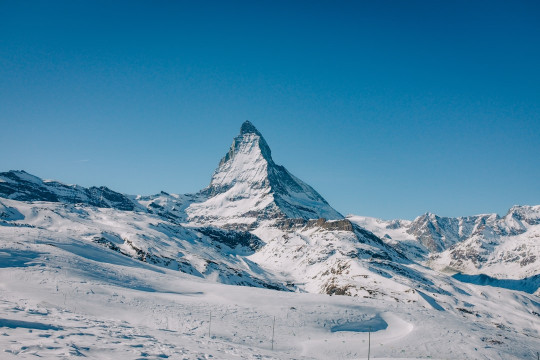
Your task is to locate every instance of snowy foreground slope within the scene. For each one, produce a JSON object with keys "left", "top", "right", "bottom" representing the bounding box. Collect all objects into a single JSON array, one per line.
[
  {"left": 1, "top": 121, "right": 540, "bottom": 359},
  {"left": 1, "top": 232, "right": 539, "bottom": 359}
]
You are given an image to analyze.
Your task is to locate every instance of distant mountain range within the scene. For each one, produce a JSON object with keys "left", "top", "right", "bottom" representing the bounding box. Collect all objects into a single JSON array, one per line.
[
  {"left": 349, "top": 207, "right": 540, "bottom": 294},
  {"left": 1, "top": 121, "right": 539, "bottom": 299}
]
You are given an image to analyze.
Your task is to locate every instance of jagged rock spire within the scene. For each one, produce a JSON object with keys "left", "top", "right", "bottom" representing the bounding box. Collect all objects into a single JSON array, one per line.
[
  {"left": 186, "top": 121, "right": 343, "bottom": 225},
  {"left": 240, "top": 120, "right": 262, "bottom": 136},
  {"left": 216, "top": 121, "right": 273, "bottom": 170}
]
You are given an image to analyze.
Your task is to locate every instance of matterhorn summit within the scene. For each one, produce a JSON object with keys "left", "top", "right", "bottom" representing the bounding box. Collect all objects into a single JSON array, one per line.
[{"left": 186, "top": 121, "right": 342, "bottom": 226}]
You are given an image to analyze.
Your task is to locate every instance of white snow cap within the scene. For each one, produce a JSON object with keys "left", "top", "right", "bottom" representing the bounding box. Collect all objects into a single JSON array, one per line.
[{"left": 187, "top": 121, "right": 343, "bottom": 224}]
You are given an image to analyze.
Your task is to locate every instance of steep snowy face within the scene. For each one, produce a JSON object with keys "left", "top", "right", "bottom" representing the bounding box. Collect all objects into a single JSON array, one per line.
[
  {"left": 204, "top": 121, "right": 274, "bottom": 197},
  {"left": 407, "top": 213, "right": 461, "bottom": 252},
  {"left": 501, "top": 205, "right": 540, "bottom": 232},
  {"left": 187, "top": 121, "right": 342, "bottom": 225}
]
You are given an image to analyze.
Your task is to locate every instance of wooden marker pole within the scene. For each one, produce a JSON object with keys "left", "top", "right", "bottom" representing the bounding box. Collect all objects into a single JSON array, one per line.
[
  {"left": 368, "top": 327, "right": 371, "bottom": 360},
  {"left": 208, "top": 311, "right": 212, "bottom": 338},
  {"left": 271, "top": 316, "right": 276, "bottom": 350}
]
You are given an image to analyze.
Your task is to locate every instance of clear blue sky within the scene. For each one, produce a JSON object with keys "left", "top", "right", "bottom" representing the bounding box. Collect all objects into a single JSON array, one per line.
[{"left": 1, "top": 0, "right": 539, "bottom": 219}]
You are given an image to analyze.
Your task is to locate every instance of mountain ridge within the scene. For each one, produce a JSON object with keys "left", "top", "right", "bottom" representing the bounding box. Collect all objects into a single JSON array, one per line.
[
  {"left": 1, "top": 121, "right": 538, "bottom": 296},
  {"left": 1, "top": 121, "right": 539, "bottom": 359},
  {"left": 349, "top": 205, "right": 540, "bottom": 284}
]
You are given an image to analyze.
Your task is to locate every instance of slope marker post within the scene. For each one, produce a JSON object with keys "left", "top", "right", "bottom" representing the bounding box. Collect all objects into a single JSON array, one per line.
[
  {"left": 209, "top": 311, "right": 212, "bottom": 338},
  {"left": 271, "top": 315, "right": 276, "bottom": 350},
  {"left": 368, "top": 326, "right": 371, "bottom": 360}
]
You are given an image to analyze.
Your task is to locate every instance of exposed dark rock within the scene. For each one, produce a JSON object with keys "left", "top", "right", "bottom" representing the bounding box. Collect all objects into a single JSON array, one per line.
[
  {"left": 275, "top": 218, "right": 354, "bottom": 232},
  {"left": 196, "top": 227, "right": 264, "bottom": 252},
  {"left": 0, "top": 170, "right": 135, "bottom": 211}
]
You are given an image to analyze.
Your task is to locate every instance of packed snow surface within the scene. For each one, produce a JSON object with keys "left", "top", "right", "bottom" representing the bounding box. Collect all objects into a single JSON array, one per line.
[{"left": 2, "top": 233, "right": 539, "bottom": 359}]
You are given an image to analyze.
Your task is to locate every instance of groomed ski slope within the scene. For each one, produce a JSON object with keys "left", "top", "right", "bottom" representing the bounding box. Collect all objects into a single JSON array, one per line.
[{"left": 1, "top": 230, "right": 539, "bottom": 359}]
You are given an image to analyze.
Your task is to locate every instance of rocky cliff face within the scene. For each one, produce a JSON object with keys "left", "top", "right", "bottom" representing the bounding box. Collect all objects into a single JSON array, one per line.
[{"left": 0, "top": 170, "right": 136, "bottom": 211}]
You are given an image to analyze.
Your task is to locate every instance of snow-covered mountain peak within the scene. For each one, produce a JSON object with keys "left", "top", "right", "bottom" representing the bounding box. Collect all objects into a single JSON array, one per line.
[
  {"left": 504, "top": 204, "right": 540, "bottom": 226},
  {"left": 187, "top": 121, "right": 342, "bottom": 226},
  {"left": 209, "top": 121, "right": 274, "bottom": 196},
  {"left": 2, "top": 170, "right": 42, "bottom": 184},
  {"left": 240, "top": 120, "right": 262, "bottom": 136}
]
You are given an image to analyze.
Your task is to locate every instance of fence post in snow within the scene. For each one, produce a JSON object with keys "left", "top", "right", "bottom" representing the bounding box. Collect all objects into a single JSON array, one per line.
[
  {"left": 208, "top": 311, "right": 212, "bottom": 338},
  {"left": 368, "top": 326, "right": 371, "bottom": 360},
  {"left": 271, "top": 315, "right": 276, "bottom": 350}
]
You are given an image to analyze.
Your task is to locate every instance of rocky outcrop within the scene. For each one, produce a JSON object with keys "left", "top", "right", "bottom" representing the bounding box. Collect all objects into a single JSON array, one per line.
[
  {"left": 0, "top": 170, "right": 135, "bottom": 211},
  {"left": 276, "top": 218, "right": 353, "bottom": 232},
  {"left": 197, "top": 227, "right": 264, "bottom": 252}
]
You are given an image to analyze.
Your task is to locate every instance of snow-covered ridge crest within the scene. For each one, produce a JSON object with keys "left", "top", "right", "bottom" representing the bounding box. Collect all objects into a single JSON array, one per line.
[
  {"left": 0, "top": 170, "right": 136, "bottom": 211},
  {"left": 187, "top": 121, "right": 342, "bottom": 225},
  {"left": 349, "top": 206, "right": 540, "bottom": 285}
]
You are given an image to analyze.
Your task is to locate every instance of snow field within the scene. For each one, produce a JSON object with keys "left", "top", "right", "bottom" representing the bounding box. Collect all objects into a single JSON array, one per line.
[{"left": 1, "top": 233, "right": 539, "bottom": 359}]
